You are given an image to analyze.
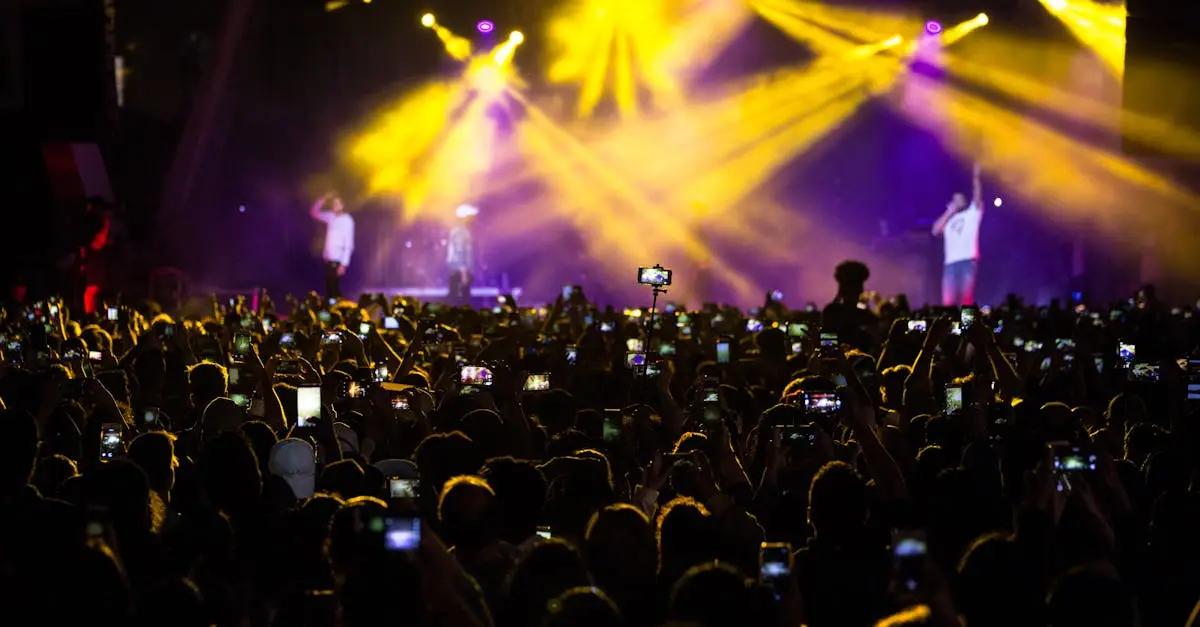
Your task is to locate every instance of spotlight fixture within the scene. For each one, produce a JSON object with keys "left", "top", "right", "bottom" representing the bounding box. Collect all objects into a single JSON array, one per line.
[
  {"left": 477, "top": 20, "right": 494, "bottom": 34},
  {"left": 975, "top": 13, "right": 989, "bottom": 25},
  {"left": 925, "top": 20, "right": 943, "bottom": 35},
  {"left": 509, "top": 30, "right": 524, "bottom": 44},
  {"left": 420, "top": 13, "right": 435, "bottom": 27}
]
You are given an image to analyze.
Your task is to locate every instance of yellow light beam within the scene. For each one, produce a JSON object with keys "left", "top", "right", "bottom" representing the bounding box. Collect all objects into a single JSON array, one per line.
[{"left": 1039, "top": 0, "right": 1125, "bottom": 76}]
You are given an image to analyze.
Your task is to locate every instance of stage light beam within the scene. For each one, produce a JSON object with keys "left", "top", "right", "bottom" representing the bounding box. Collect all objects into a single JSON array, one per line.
[{"left": 1038, "top": 0, "right": 1126, "bottom": 77}]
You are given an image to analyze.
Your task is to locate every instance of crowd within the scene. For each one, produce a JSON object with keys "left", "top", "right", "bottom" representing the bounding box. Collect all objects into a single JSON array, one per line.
[{"left": 1, "top": 261, "right": 1199, "bottom": 627}]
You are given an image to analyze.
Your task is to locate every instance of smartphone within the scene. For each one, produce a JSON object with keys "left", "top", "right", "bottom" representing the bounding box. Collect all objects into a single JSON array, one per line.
[
  {"left": 1128, "top": 360, "right": 1160, "bottom": 382},
  {"left": 460, "top": 366, "right": 494, "bottom": 386},
  {"left": 88, "top": 350, "right": 103, "bottom": 362},
  {"left": 231, "top": 393, "right": 252, "bottom": 410},
  {"left": 100, "top": 423, "right": 122, "bottom": 462},
  {"left": 746, "top": 318, "right": 764, "bottom": 333},
  {"left": 1187, "top": 360, "right": 1200, "bottom": 401},
  {"left": 802, "top": 391, "right": 842, "bottom": 415},
  {"left": 715, "top": 339, "right": 731, "bottom": 364},
  {"left": 1117, "top": 342, "right": 1135, "bottom": 367},
  {"left": 907, "top": 319, "right": 928, "bottom": 333},
  {"left": 1055, "top": 338, "right": 1076, "bottom": 351},
  {"left": 944, "top": 384, "right": 964, "bottom": 415},
  {"left": 637, "top": 266, "right": 672, "bottom": 287},
  {"left": 387, "top": 477, "right": 419, "bottom": 499},
  {"left": 143, "top": 407, "right": 161, "bottom": 427},
  {"left": 296, "top": 385, "right": 322, "bottom": 428},
  {"left": 162, "top": 323, "right": 176, "bottom": 339},
  {"left": 383, "top": 316, "right": 400, "bottom": 330},
  {"left": 782, "top": 424, "right": 818, "bottom": 448},
  {"left": 346, "top": 381, "right": 364, "bottom": 399},
  {"left": 371, "top": 364, "right": 388, "bottom": 383},
  {"left": 565, "top": 344, "right": 577, "bottom": 365},
  {"left": 536, "top": 526, "right": 552, "bottom": 540},
  {"left": 381, "top": 516, "right": 421, "bottom": 551},
  {"left": 279, "top": 332, "right": 297, "bottom": 353},
  {"left": 390, "top": 391, "right": 409, "bottom": 410},
  {"left": 760, "top": 542, "right": 793, "bottom": 598},
  {"left": 321, "top": 330, "right": 342, "bottom": 345},
  {"left": 818, "top": 331, "right": 840, "bottom": 355},
  {"left": 1025, "top": 340, "right": 1043, "bottom": 353},
  {"left": 892, "top": 531, "right": 928, "bottom": 593},
  {"left": 227, "top": 331, "right": 250, "bottom": 361},
  {"left": 625, "top": 337, "right": 645, "bottom": 353},
  {"left": 106, "top": 307, "right": 119, "bottom": 322},
  {"left": 602, "top": 409, "right": 622, "bottom": 444},
  {"left": 228, "top": 365, "right": 241, "bottom": 388},
  {"left": 524, "top": 372, "right": 551, "bottom": 391},
  {"left": 960, "top": 306, "right": 978, "bottom": 329},
  {"left": 788, "top": 322, "right": 808, "bottom": 338},
  {"left": 1051, "top": 442, "right": 1097, "bottom": 473},
  {"left": 357, "top": 322, "right": 371, "bottom": 338}
]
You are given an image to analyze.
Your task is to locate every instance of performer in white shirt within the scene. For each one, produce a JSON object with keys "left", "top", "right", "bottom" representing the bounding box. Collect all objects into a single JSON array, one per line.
[
  {"left": 310, "top": 192, "right": 355, "bottom": 299},
  {"left": 931, "top": 162, "right": 984, "bottom": 306},
  {"left": 447, "top": 204, "right": 477, "bottom": 305}
]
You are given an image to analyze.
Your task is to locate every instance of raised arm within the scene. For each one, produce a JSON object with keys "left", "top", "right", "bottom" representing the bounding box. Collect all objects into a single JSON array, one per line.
[
  {"left": 932, "top": 204, "right": 956, "bottom": 236},
  {"left": 972, "top": 162, "right": 983, "bottom": 210},
  {"left": 310, "top": 193, "right": 331, "bottom": 220}
]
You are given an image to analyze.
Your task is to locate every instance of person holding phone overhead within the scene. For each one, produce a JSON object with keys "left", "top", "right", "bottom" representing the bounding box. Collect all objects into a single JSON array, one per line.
[
  {"left": 932, "top": 162, "right": 984, "bottom": 306},
  {"left": 447, "top": 204, "right": 478, "bottom": 305},
  {"left": 310, "top": 192, "right": 355, "bottom": 299}
]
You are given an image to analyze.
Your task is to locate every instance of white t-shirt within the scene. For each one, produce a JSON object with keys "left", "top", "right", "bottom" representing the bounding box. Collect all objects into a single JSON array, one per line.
[
  {"left": 316, "top": 212, "right": 355, "bottom": 267},
  {"left": 943, "top": 203, "right": 982, "bottom": 265}
]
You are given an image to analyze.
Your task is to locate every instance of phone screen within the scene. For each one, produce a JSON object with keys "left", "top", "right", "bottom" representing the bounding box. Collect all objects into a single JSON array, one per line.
[
  {"left": 296, "top": 386, "right": 321, "bottom": 427},
  {"left": 907, "top": 319, "right": 928, "bottom": 333},
  {"left": 602, "top": 409, "right": 622, "bottom": 444},
  {"left": 760, "top": 542, "right": 792, "bottom": 597},
  {"left": 231, "top": 393, "right": 251, "bottom": 409},
  {"left": 233, "top": 332, "right": 252, "bottom": 359},
  {"left": 565, "top": 345, "right": 577, "bottom": 365},
  {"left": 106, "top": 307, "right": 119, "bottom": 321},
  {"left": 944, "top": 385, "right": 964, "bottom": 415},
  {"left": 746, "top": 318, "right": 764, "bottom": 333},
  {"left": 1117, "top": 342, "right": 1135, "bottom": 366},
  {"left": 536, "top": 526, "right": 552, "bottom": 539},
  {"left": 382, "top": 516, "right": 421, "bottom": 551},
  {"left": 803, "top": 391, "right": 842, "bottom": 415},
  {"left": 460, "top": 366, "right": 494, "bottom": 386},
  {"left": 387, "top": 477, "right": 418, "bottom": 499},
  {"left": 893, "top": 532, "right": 928, "bottom": 592},
  {"left": 960, "top": 306, "right": 977, "bottom": 328},
  {"left": 383, "top": 316, "right": 399, "bottom": 330},
  {"left": 100, "top": 424, "right": 122, "bottom": 462},
  {"left": 1187, "top": 360, "right": 1200, "bottom": 401},
  {"left": 715, "top": 341, "right": 731, "bottom": 364},
  {"left": 143, "top": 408, "right": 160, "bottom": 426},
  {"left": 788, "top": 322, "right": 807, "bottom": 338},
  {"left": 522, "top": 373, "right": 550, "bottom": 391},
  {"left": 818, "top": 332, "right": 839, "bottom": 353}
]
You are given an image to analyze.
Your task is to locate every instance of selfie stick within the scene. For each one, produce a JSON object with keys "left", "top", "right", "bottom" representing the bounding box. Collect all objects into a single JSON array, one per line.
[{"left": 643, "top": 266, "right": 668, "bottom": 354}]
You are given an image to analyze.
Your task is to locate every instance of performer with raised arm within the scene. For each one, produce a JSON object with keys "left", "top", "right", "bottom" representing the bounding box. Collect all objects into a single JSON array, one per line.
[
  {"left": 447, "top": 204, "right": 477, "bottom": 305},
  {"left": 310, "top": 192, "right": 355, "bottom": 299},
  {"left": 932, "top": 162, "right": 984, "bottom": 306}
]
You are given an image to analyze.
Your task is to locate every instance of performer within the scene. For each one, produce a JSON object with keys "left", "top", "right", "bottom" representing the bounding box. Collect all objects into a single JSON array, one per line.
[
  {"left": 310, "top": 192, "right": 355, "bottom": 299},
  {"left": 447, "top": 204, "right": 477, "bottom": 305},
  {"left": 932, "top": 162, "right": 984, "bottom": 306}
]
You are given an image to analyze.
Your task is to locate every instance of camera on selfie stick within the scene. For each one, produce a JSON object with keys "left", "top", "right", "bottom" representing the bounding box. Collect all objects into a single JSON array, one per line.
[{"left": 637, "top": 265, "right": 673, "bottom": 364}]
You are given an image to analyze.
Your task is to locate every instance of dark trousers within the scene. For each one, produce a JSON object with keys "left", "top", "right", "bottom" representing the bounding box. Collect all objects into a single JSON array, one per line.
[
  {"left": 448, "top": 269, "right": 471, "bottom": 305},
  {"left": 324, "top": 261, "right": 342, "bottom": 299}
]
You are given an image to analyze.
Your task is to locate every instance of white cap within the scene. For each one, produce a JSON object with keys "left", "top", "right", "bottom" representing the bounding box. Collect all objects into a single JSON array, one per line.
[{"left": 455, "top": 204, "right": 480, "bottom": 219}]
